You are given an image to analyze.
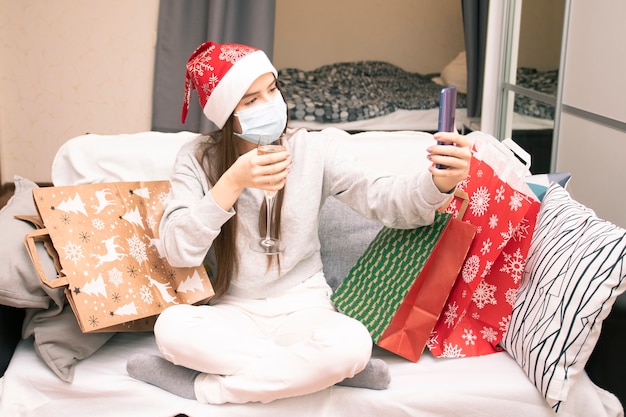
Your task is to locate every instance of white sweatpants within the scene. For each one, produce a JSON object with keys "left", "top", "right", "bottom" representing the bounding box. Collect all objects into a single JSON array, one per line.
[{"left": 153, "top": 272, "right": 372, "bottom": 404}]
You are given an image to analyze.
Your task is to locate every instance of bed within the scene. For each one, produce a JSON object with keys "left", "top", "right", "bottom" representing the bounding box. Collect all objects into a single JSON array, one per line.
[
  {"left": 0, "top": 130, "right": 624, "bottom": 417},
  {"left": 278, "top": 59, "right": 557, "bottom": 132}
]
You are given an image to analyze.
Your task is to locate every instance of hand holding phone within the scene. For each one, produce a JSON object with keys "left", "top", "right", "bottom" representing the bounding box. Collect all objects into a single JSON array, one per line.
[{"left": 436, "top": 86, "right": 457, "bottom": 168}]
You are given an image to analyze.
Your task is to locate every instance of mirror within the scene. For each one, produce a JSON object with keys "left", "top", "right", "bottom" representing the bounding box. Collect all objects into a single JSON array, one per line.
[
  {"left": 492, "top": 0, "right": 565, "bottom": 174},
  {"left": 517, "top": 0, "right": 564, "bottom": 76},
  {"left": 514, "top": 0, "right": 564, "bottom": 122}
]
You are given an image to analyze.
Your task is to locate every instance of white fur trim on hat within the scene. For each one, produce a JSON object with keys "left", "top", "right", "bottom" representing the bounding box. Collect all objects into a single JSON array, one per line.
[{"left": 203, "top": 50, "right": 277, "bottom": 129}]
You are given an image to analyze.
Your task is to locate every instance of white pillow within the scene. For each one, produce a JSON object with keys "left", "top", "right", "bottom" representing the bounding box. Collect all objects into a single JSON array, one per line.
[
  {"left": 52, "top": 129, "right": 436, "bottom": 186},
  {"left": 51, "top": 131, "right": 200, "bottom": 185},
  {"left": 320, "top": 128, "right": 434, "bottom": 173},
  {"left": 502, "top": 183, "right": 626, "bottom": 409},
  {"left": 436, "top": 51, "right": 467, "bottom": 94}
]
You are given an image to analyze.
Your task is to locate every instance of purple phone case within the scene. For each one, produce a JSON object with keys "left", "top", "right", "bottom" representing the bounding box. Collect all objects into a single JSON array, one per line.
[
  {"left": 438, "top": 86, "right": 457, "bottom": 133},
  {"left": 436, "top": 86, "right": 457, "bottom": 168}
]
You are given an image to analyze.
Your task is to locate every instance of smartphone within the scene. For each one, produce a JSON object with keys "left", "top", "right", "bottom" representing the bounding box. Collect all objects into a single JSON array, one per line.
[{"left": 436, "top": 86, "right": 457, "bottom": 168}]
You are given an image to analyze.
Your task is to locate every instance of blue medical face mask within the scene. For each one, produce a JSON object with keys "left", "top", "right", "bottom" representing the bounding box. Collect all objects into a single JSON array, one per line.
[{"left": 234, "top": 95, "right": 287, "bottom": 144}]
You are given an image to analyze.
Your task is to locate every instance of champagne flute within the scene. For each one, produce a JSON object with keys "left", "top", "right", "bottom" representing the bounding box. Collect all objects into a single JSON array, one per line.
[{"left": 250, "top": 136, "right": 287, "bottom": 254}]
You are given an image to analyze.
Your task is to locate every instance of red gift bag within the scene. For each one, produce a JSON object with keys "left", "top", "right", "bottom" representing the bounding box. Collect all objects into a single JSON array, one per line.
[{"left": 428, "top": 134, "right": 541, "bottom": 358}]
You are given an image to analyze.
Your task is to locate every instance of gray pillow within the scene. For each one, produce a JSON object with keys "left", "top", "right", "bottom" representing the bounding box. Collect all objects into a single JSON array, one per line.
[
  {"left": 0, "top": 176, "right": 63, "bottom": 308},
  {"left": 319, "top": 197, "right": 382, "bottom": 291},
  {"left": 23, "top": 305, "right": 114, "bottom": 382}
]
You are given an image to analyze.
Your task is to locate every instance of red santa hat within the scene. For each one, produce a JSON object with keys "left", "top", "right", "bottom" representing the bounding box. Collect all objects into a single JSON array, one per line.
[{"left": 181, "top": 41, "right": 278, "bottom": 128}]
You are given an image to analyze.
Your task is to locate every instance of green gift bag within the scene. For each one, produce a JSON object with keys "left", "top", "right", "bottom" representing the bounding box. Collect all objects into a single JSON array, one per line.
[{"left": 331, "top": 211, "right": 475, "bottom": 362}]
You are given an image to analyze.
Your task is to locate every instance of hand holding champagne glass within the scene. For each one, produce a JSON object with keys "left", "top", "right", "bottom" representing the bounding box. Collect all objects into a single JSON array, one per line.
[{"left": 251, "top": 136, "right": 287, "bottom": 254}]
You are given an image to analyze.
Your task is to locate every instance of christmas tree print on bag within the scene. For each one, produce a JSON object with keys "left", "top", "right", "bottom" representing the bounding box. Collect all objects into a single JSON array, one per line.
[{"left": 25, "top": 181, "right": 214, "bottom": 333}]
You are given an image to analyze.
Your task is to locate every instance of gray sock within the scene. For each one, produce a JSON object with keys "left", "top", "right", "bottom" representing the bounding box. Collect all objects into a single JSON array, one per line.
[
  {"left": 126, "top": 354, "right": 200, "bottom": 400},
  {"left": 336, "top": 358, "right": 391, "bottom": 390}
]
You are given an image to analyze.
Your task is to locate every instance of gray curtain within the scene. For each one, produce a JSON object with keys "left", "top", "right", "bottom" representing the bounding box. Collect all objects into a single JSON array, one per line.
[
  {"left": 151, "top": 0, "right": 276, "bottom": 133},
  {"left": 462, "top": 0, "right": 489, "bottom": 118}
]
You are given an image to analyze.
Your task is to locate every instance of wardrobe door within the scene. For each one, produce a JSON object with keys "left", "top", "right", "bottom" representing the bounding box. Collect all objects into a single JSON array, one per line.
[
  {"left": 555, "top": 0, "right": 626, "bottom": 227},
  {"left": 481, "top": 0, "right": 563, "bottom": 173}
]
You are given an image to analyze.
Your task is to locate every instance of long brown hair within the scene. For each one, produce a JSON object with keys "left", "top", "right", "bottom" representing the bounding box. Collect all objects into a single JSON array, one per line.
[{"left": 196, "top": 101, "right": 287, "bottom": 297}]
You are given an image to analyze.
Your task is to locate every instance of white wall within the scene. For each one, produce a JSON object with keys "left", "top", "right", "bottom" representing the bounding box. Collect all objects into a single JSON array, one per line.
[
  {"left": 0, "top": 0, "right": 159, "bottom": 184},
  {"left": 555, "top": 0, "right": 626, "bottom": 227},
  {"left": 274, "top": 0, "right": 465, "bottom": 74}
]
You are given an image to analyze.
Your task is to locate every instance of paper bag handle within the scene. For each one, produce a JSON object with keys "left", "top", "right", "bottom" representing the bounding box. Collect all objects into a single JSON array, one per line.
[
  {"left": 24, "top": 228, "right": 68, "bottom": 288},
  {"left": 14, "top": 214, "right": 45, "bottom": 229},
  {"left": 439, "top": 188, "right": 469, "bottom": 219},
  {"left": 471, "top": 133, "right": 532, "bottom": 180},
  {"left": 502, "top": 138, "right": 531, "bottom": 167}
]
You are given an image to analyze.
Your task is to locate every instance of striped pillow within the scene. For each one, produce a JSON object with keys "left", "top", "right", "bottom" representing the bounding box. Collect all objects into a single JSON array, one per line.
[{"left": 502, "top": 183, "right": 626, "bottom": 410}]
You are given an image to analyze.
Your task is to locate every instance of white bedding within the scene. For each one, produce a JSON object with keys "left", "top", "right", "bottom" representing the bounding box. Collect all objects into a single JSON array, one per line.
[
  {"left": 288, "top": 108, "right": 554, "bottom": 132},
  {"left": 0, "top": 332, "right": 621, "bottom": 417}
]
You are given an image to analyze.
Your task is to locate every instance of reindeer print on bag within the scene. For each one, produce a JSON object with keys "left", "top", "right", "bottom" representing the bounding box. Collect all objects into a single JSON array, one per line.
[{"left": 30, "top": 181, "right": 214, "bottom": 333}]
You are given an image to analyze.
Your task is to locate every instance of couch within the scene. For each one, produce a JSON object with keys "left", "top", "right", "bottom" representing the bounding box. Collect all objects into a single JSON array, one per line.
[{"left": 0, "top": 129, "right": 624, "bottom": 417}]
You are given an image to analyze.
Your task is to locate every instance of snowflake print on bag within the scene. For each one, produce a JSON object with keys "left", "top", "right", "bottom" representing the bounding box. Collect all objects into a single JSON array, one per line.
[
  {"left": 441, "top": 343, "right": 466, "bottom": 358},
  {"left": 498, "top": 221, "right": 516, "bottom": 249},
  {"left": 456, "top": 177, "right": 470, "bottom": 192},
  {"left": 480, "top": 326, "right": 498, "bottom": 343},
  {"left": 108, "top": 267, "right": 124, "bottom": 288},
  {"left": 472, "top": 280, "right": 497, "bottom": 309},
  {"left": 499, "top": 247, "right": 526, "bottom": 284},
  {"left": 146, "top": 215, "right": 158, "bottom": 231},
  {"left": 512, "top": 217, "right": 532, "bottom": 241},
  {"left": 140, "top": 285, "right": 154, "bottom": 304},
  {"left": 495, "top": 185, "right": 506, "bottom": 203},
  {"left": 509, "top": 191, "right": 524, "bottom": 211},
  {"left": 481, "top": 261, "right": 494, "bottom": 278},
  {"left": 498, "top": 316, "right": 510, "bottom": 333},
  {"left": 470, "top": 186, "right": 490, "bottom": 216},
  {"left": 443, "top": 301, "right": 459, "bottom": 327},
  {"left": 92, "top": 218, "right": 105, "bottom": 231},
  {"left": 462, "top": 328, "right": 477, "bottom": 346},
  {"left": 63, "top": 242, "right": 84, "bottom": 264},
  {"left": 127, "top": 234, "right": 148, "bottom": 264},
  {"left": 488, "top": 214, "right": 498, "bottom": 229},
  {"left": 426, "top": 332, "right": 439, "bottom": 352},
  {"left": 462, "top": 255, "right": 480, "bottom": 283},
  {"left": 505, "top": 287, "right": 518, "bottom": 306},
  {"left": 445, "top": 198, "right": 459, "bottom": 218},
  {"left": 480, "top": 238, "right": 492, "bottom": 255}
]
